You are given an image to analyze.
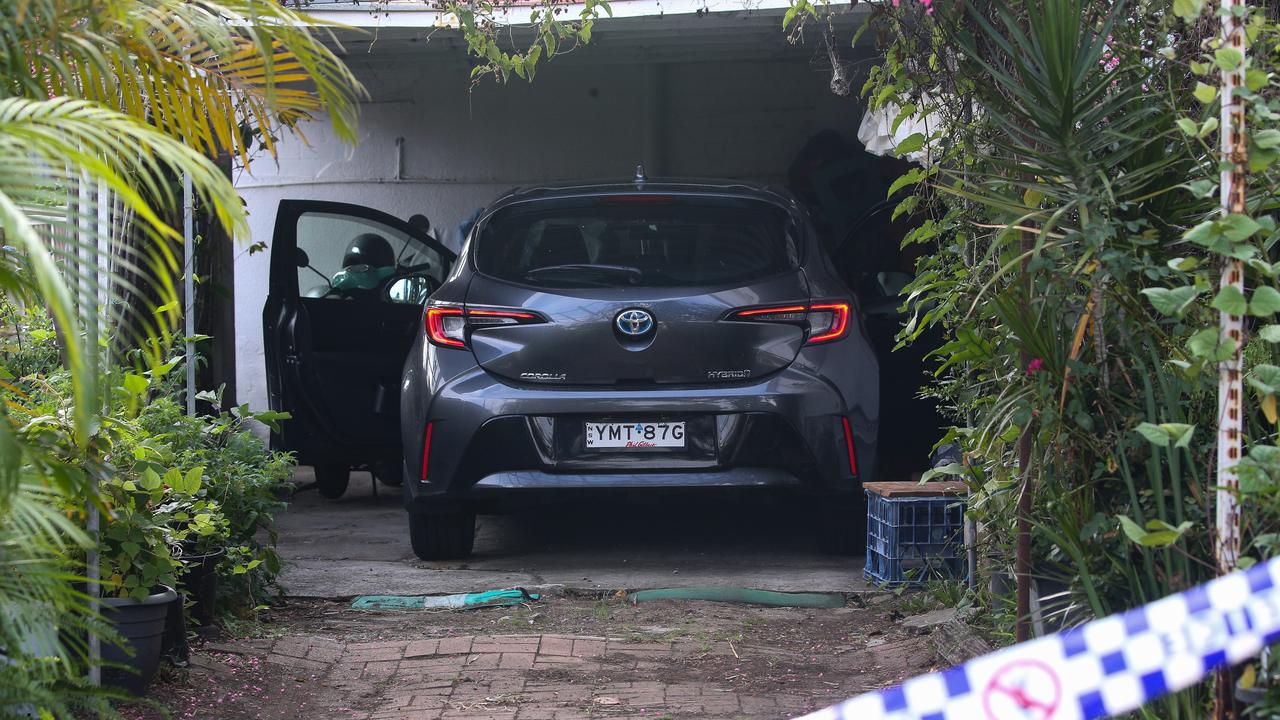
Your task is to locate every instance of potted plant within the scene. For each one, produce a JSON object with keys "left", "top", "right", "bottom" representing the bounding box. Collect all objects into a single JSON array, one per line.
[
  {"left": 94, "top": 470, "right": 183, "bottom": 695},
  {"left": 158, "top": 466, "right": 231, "bottom": 627}
]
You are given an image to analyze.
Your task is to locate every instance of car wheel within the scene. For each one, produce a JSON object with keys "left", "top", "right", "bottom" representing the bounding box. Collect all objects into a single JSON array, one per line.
[
  {"left": 409, "top": 513, "right": 476, "bottom": 560},
  {"left": 816, "top": 500, "right": 866, "bottom": 555},
  {"left": 314, "top": 463, "right": 350, "bottom": 499},
  {"left": 373, "top": 462, "right": 403, "bottom": 487}
]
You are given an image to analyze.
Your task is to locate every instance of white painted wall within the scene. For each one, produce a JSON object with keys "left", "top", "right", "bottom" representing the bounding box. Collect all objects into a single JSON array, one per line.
[{"left": 233, "top": 49, "right": 864, "bottom": 410}]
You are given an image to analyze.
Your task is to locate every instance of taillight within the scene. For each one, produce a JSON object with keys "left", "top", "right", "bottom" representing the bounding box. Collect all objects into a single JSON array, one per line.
[
  {"left": 728, "top": 301, "right": 852, "bottom": 345},
  {"left": 426, "top": 307, "right": 466, "bottom": 348},
  {"left": 808, "top": 303, "right": 851, "bottom": 344},
  {"left": 841, "top": 416, "right": 859, "bottom": 476},
  {"left": 425, "top": 305, "right": 544, "bottom": 348}
]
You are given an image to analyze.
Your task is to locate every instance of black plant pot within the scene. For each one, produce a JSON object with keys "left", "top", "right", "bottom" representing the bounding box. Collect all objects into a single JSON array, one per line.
[
  {"left": 178, "top": 547, "right": 226, "bottom": 627},
  {"left": 1237, "top": 680, "right": 1268, "bottom": 719},
  {"left": 101, "top": 586, "right": 177, "bottom": 695}
]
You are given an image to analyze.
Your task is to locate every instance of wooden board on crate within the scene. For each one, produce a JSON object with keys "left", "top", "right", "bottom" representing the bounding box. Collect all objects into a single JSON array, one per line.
[{"left": 862, "top": 481, "right": 968, "bottom": 498}]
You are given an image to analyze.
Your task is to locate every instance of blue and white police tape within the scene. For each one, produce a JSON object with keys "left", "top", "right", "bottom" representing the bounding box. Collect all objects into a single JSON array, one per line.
[{"left": 798, "top": 556, "right": 1280, "bottom": 720}]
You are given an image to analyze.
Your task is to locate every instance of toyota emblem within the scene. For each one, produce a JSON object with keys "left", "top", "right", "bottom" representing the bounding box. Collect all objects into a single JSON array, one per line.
[{"left": 615, "top": 309, "right": 655, "bottom": 336}]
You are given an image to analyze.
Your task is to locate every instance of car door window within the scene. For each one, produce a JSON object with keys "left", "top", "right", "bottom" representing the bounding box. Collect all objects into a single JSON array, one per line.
[{"left": 295, "top": 211, "right": 446, "bottom": 304}]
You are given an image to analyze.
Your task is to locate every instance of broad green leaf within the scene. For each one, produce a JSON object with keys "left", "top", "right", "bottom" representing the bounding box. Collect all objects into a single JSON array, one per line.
[
  {"left": 186, "top": 466, "right": 204, "bottom": 491},
  {"left": 1141, "top": 286, "right": 1202, "bottom": 316},
  {"left": 140, "top": 468, "right": 163, "bottom": 491},
  {"left": 1117, "top": 515, "right": 1149, "bottom": 543},
  {"left": 1166, "top": 423, "right": 1196, "bottom": 449},
  {"left": 1260, "top": 325, "right": 1280, "bottom": 343},
  {"left": 1249, "top": 365, "right": 1280, "bottom": 396},
  {"left": 1251, "top": 287, "right": 1280, "bottom": 317},
  {"left": 1167, "top": 257, "right": 1201, "bottom": 272},
  {"left": 1184, "top": 180, "right": 1216, "bottom": 198},
  {"left": 1135, "top": 422, "right": 1170, "bottom": 447},
  {"left": 1184, "top": 219, "right": 1218, "bottom": 246},
  {"left": 1188, "top": 327, "right": 1234, "bottom": 361},
  {"left": 1134, "top": 422, "right": 1195, "bottom": 449},
  {"left": 122, "top": 373, "right": 149, "bottom": 396},
  {"left": 1211, "top": 285, "right": 1248, "bottom": 315},
  {"left": 891, "top": 103, "right": 918, "bottom": 135},
  {"left": 1222, "top": 214, "right": 1262, "bottom": 242},
  {"left": 895, "top": 132, "right": 926, "bottom": 156},
  {"left": 1255, "top": 129, "right": 1280, "bottom": 150},
  {"left": 1175, "top": 118, "right": 1197, "bottom": 135},
  {"left": 1215, "top": 47, "right": 1244, "bottom": 72},
  {"left": 1118, "top": 515, "right": 1192, "bottom": 547},
  {"left": 887, "top": 168, "right": 924, "bottom": 199},
  {"left": 1173, "top": 0, "right": 1204, "bottom": 20},
  {"left": 1194, "top": 82, "right": 1218, "bottom": 104}
]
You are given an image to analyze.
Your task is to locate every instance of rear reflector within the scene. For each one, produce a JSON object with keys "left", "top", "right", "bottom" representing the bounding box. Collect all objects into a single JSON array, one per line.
[
  {"left": 841, "top": 416, "right": 858, "bottom": 476},
  {"left": 420, "top": 422, "right": 434, "bottom": 481}
]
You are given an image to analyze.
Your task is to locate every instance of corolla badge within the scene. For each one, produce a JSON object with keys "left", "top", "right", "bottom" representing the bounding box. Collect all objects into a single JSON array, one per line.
[{"left": 615, "top": 309, "right": 655, "bottom": 336}]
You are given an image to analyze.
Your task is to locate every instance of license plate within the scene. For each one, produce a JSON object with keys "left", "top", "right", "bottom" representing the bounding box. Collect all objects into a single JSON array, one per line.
[{"left": 585, "top": 421, "right": 686, "bottom": 448}]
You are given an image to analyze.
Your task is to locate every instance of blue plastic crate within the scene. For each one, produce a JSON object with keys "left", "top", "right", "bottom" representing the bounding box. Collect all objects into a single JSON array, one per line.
[{"left": 864, "top": 489, "right": 966, "bottom": 585}]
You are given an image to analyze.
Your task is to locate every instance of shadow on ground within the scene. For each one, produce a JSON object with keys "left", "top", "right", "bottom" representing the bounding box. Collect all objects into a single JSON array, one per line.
[{"left": 276, "top": 468, "right": 869, "bottom": 597}]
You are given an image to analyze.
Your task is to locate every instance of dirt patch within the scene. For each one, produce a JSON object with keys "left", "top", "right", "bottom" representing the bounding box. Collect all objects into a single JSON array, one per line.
[{"left": 118, "top": 594, "right": 942, "bottom": 719}]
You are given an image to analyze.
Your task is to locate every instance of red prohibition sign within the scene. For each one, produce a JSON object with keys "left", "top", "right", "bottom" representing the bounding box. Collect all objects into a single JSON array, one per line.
[{"left": 982, "top": 659, "right": 1063, "bottom": 720}]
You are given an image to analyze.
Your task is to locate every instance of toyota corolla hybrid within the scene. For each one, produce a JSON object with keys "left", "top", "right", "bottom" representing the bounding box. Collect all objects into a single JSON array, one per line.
[{"left": 264, "top": 175, "right": 879, "bottom": 559}]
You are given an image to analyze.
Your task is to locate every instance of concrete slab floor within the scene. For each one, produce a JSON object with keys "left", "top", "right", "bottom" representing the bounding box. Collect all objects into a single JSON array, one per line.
[{"left": 275, "top": 468, "right": 870, "bottom": 598}]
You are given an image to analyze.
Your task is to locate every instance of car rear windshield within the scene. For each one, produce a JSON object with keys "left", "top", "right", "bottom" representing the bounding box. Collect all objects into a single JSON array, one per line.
[{"left": 473, "top": 195, "right": 798, "bottom": 289}]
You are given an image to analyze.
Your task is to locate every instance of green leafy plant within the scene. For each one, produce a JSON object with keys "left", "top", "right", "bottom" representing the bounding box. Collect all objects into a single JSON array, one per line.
[
  {"left": 790, "top": 0, "right": 1280, "bottom": 714},
  {"left": 0, "top": 0, "right": 360, "bottom": 710}
]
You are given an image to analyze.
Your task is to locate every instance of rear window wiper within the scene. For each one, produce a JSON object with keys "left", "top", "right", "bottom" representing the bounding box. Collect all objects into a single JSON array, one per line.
[{"left": 524, "top": 264, "right": 643, "bottom": 280}]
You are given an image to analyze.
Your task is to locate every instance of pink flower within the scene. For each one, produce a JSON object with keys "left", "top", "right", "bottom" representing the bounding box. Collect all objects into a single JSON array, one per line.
[{"left": 1026, "top": 358, "right": 1045, "bottom": 375}]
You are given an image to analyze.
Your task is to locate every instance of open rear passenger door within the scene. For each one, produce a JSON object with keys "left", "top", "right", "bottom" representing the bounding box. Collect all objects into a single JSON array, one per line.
[{"left": 263, "top": 200, "right": 455, "bottom": 492}]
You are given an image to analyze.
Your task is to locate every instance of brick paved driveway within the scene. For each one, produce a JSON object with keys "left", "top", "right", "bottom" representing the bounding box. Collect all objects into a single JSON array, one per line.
[{"left": 193, "top": 627, "right": 931, "bottom": 720}]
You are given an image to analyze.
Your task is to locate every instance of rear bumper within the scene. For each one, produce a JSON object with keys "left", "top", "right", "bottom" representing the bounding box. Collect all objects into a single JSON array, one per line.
[
  {"left": 401, "top": 362, "right": 876, "bottom": 513},
  {"left": 473, "top": 468, "right": 800, "bottom": 489}
]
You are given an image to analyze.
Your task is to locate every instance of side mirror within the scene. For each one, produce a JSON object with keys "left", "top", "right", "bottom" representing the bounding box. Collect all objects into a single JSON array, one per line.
[
  {"left": 295, "top": 247, "right": 311, "bottom": 268},
  {"left": 385, "top": 273, "right": 437, "bottom": 306}
]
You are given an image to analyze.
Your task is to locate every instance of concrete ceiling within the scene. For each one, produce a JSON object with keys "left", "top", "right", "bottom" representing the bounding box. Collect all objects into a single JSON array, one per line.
[{"left": 314, "top": 5, "right": 877, "bottom": 68}]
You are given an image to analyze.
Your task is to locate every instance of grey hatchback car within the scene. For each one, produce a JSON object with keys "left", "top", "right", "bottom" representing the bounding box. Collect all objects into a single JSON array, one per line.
[{"left": 396, "top": 177, "right": 880, "bottom": 559}]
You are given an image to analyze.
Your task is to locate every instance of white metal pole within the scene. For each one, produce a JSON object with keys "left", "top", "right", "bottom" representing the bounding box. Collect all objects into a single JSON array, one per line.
[
  {"left": 183, "top": 173, "right": 195, "bottom": 416},
  {"left": 75, "top": 175, "right": 101, "bottom": 686},
  {"left": 1215, "top": 2, "right": 1247, "bottom": 715},
  {"left": 1215, "top": 0, "right": 1247, "bottom": 577}
]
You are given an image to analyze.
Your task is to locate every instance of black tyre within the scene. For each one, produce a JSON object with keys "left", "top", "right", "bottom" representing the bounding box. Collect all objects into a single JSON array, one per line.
[
  {"left": 314, "top": 463, "right": 350, "bottom": 499},
  {"left": 409, "top": 512, "right": 476, "bottom": 560},
  {"left": 817, "top": 499, "right": 866, "bottom": 555}
]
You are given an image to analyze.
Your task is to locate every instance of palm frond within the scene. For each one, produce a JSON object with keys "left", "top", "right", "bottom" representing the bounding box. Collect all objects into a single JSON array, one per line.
[
  {"left": 3, "top": 0, "right": 365, "bottom": 165},
  {"left": 0, "top": 97, "right": 245, "bottom": 440}
]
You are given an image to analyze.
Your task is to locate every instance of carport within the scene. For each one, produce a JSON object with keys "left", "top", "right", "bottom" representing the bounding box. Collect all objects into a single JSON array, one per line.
[
  {"left": 234, "top": 0, "right": 876, "bottom": 411},
  {"left": 232, "top": 0, "right": 941, "bottom": 595}
]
